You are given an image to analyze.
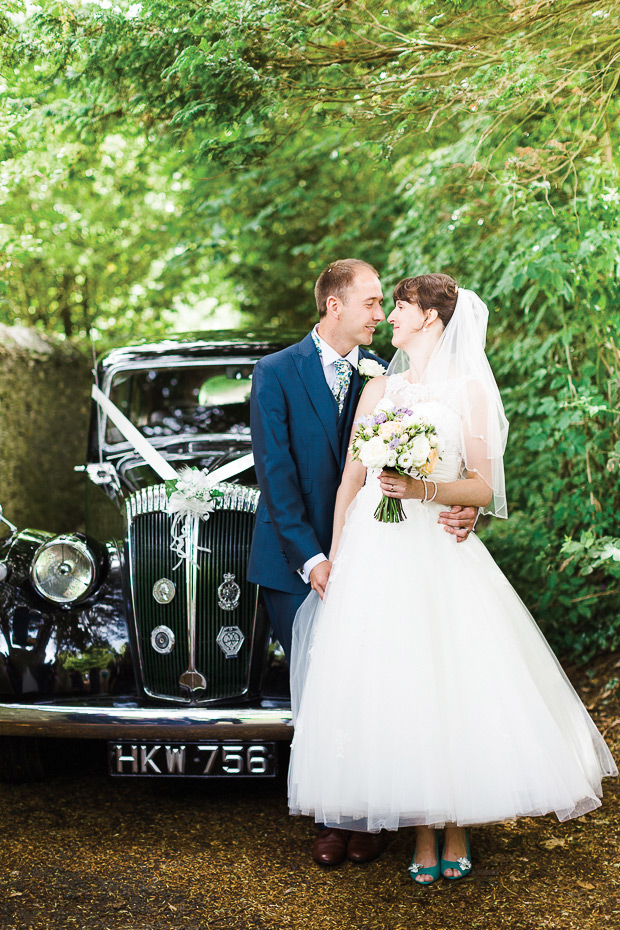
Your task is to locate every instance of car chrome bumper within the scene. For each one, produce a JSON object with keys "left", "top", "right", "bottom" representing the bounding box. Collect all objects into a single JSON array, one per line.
[{"left": 0, "top": 702, "right": 293, "bottom": 741}]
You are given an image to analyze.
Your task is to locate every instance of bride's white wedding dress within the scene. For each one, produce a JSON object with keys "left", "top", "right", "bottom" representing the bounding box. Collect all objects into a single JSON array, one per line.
[{"left": 288, "top": 374, "right": 617, "bottom": 832}]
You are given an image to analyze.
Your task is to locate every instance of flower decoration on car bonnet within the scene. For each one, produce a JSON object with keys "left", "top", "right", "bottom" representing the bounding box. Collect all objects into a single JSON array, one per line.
[{"left": 165, "top": 467, "right": 223, "bottom": 568}]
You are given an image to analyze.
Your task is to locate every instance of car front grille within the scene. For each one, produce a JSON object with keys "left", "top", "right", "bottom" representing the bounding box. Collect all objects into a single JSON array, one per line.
[{"left": 126, "top": 483, "right": 261, "bottom": 704}]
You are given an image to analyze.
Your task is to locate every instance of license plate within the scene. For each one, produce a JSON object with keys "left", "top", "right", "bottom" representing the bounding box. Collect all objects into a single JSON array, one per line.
[{"left": 108, "top": 741, "right": 277, "bottom": 778}]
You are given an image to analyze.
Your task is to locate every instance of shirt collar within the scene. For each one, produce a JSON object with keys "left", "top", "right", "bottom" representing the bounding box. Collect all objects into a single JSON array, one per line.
[{"left": 313, "top": 325, "right": 359, "bottom": 369}]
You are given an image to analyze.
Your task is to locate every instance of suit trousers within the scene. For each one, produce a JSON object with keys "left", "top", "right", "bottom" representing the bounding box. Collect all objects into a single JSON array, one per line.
[{"left": 261, "top": 587, "right": 308, "bottom": 662}]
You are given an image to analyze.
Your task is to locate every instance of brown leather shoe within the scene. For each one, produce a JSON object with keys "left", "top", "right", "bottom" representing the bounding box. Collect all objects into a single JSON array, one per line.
[
  {"left": 347, "top": 831, "right": 384, "bottom": 863},
  {"left": 312, "top": 828, "right": 350, "bottom": 866}
]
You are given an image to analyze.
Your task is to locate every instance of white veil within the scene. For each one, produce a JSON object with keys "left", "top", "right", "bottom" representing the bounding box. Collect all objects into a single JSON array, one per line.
[{"left": 387, "top": 288, "right": 509, "bottom": 519}]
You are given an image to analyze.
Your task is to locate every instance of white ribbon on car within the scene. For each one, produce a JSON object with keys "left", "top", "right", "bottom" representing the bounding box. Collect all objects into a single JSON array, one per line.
[{"left": 91, "top": 385, "right": 255, "bottom": 565}]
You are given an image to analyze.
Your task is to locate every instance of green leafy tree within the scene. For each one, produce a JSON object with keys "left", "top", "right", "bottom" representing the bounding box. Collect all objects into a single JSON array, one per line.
[
  {"left": 385, "top": 138, "right": 620, "bottom": 661},
  {"left": 0, "top": 5, "right": 233, "bottom": 342},
  {"left": 1, "top": 0, "right": 619, "bottom": 660}
]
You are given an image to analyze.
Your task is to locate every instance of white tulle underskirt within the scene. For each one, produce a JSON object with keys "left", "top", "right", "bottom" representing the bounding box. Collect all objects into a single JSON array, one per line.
[{"left": 287, "top": 485, "right": 617, "bottom": 833}]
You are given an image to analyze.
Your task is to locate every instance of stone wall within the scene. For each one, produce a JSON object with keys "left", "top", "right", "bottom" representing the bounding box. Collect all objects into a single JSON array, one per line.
[{"left": 0, "top": 324, "right": 92, "bottom": 532}]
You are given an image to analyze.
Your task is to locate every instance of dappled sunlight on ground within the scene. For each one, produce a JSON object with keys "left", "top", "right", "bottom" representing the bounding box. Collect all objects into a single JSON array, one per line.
[{"left": 1, "top": 652, "right": 620, "bottom": 930}]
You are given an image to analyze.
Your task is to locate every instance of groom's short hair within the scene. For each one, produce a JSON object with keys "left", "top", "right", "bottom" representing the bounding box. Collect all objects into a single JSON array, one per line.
[{"left": 314, "top": 259, "right": 379, "bottom": 318}]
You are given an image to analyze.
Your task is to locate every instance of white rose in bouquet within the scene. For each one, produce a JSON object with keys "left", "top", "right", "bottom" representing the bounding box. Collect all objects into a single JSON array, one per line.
[
  {"left": 359, "top": 436, "right": 390, "bottom": 469},
  {"left": 374, "top": 397, "right": 395, "bottom": 414},
  {"left": 409, "top": 434, "right": 432, "bottom": 466}
]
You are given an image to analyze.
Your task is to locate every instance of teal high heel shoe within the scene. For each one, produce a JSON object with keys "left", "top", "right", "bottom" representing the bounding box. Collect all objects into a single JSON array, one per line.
[
  {"left": 408, "top": 831, "right": 441, "bottom": 886},
  {"left": 441, "top": 829, "right": 472, "bottom": 881}
]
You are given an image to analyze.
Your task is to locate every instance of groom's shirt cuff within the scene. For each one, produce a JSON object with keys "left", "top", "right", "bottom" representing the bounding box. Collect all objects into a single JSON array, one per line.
[{"left": 298, "top": 552, "right": 328, "bottom": 584}]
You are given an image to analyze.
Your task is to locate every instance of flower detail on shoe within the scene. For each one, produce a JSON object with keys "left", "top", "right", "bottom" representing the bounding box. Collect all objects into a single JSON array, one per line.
[
  {"left": 408, "top": 862, "right": 422, "bottom": 874},
  {"left": 457, "top": 856, "right": 471, "bottom": 871}
]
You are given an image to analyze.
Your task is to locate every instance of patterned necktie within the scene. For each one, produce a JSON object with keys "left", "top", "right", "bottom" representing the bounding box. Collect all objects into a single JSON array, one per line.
[
  {"left": 333, "top": 358, "right": 352, "bottom": 415},
  {"left": 311, "top": 330, "right": 352, "bottom": 415}
]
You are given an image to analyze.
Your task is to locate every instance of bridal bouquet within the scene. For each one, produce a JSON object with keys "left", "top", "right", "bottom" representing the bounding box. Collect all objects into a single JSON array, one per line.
[{"left": 350, "top": 399, "right": 442, "bottom": 523}]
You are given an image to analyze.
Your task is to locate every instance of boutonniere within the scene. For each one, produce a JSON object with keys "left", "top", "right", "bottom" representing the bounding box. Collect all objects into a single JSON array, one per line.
[{"left": 358, "top": 358, "right": 385, "bottom": 391}]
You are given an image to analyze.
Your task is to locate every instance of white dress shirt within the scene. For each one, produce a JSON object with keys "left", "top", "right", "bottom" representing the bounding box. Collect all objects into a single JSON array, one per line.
[{"left": 298, "top": 328, "right": 359, "bottom": 583}]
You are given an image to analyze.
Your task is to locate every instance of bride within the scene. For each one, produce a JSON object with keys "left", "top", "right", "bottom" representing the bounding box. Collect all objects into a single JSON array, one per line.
[{"left": 287, "top": 273, "right": 617, "bottom": 884}]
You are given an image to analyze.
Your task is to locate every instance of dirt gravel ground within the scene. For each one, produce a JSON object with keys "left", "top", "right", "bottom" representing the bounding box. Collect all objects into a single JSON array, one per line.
[{"left": 1, "top": 653, "right": 620, "bottom": 930}]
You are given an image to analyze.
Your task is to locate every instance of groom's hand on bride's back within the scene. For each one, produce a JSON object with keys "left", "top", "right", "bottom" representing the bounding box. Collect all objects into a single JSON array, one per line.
[
  {"left": 438, "top": 505, "right": 478, "bottom": 542},
  {"left": 310, "top": 560, "right": 332, "bottom": 599}
]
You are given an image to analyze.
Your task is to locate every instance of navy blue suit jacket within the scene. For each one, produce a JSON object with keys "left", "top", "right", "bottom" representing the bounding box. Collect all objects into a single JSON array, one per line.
[{"left": 248, "top": 332, "right": 387, "bottom": 594}]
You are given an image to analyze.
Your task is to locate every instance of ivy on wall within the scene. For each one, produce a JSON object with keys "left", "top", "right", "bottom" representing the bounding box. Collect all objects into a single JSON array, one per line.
[{"left": 0, "top": 325, "right": 91, "bottom": 532}]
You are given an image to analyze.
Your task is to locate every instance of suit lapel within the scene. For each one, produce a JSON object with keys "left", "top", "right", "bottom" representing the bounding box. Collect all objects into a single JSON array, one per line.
[
  {"left": 348, "top": 360, "right": 363, "bottom": 401},
  {"left": 293, "top": 333, "right": 340, "bottom": 462}
]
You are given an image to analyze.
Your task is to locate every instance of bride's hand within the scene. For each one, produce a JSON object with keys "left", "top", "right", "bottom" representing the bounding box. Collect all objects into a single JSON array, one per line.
[{"left": 378, "top": 471, "right": 424, "bottom": 500}]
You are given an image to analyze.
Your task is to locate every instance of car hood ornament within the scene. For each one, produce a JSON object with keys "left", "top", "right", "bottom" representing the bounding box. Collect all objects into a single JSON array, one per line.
[{"left": 217, "top": 573, "right": 241, "bottom": 611}]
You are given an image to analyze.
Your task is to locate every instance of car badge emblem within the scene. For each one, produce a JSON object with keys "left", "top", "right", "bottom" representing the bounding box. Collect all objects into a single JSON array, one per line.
[
  {"left": 153, "top": 578, "right": 176, "bottom": 604},
  {"left": 151, "top": 625, "right": 175, "bottom": 655},
  {"left": 217, "top": 573, "right": 241, "bottom": 612},
  {"left": 216, "top": 626, "right": 245, "bottom": 659}
]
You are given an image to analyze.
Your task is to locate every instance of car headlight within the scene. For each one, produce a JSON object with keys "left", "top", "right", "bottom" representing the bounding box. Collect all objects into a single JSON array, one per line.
[{"left": 31, "top": 535, "right": 98, "bottom": 604}]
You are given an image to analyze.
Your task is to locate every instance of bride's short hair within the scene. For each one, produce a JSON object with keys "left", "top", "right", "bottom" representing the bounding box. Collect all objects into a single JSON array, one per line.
[{"left": 393, "top": 273, "right": 458, "bottom": 327}]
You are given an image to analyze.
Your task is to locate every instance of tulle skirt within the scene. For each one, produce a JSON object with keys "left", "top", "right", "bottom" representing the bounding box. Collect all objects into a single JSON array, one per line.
[{"left": 287, "top": 483, "right": 617, "bottom": 832}]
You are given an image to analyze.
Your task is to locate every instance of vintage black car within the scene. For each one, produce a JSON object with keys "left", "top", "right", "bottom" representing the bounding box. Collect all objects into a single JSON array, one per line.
[{"left": 0, "top": 333, "right": 296, "bottom": 781}]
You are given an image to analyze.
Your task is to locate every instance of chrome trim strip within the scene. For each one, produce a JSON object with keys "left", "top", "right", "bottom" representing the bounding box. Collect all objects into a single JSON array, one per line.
[
  {"left": 187, "top": 515, "right": 198, "bottom": 672},
  {"left": 178, "top": 514, "right": 207, "bottom": 695},
  {"left": 246, "top": 585, "right": 261, "bottom": 682},
  {"left": 125, "top": 499, "right": 151, "bottom": 700},
  {"left": 125, "top": 483, "right": 260, "bottom": 518},
  {"left": 0, "top": 703, "right": 292, "bottom": 741}
]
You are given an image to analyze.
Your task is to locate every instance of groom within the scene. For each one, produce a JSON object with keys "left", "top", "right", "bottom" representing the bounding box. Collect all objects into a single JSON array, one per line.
[{"left": 248, "top": 259, "right": 477, "bottom": 865}]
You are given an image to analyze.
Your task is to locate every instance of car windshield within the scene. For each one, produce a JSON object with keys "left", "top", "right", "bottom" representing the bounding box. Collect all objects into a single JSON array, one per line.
[{"left": 105, "top": 363, "right": 253, "bottom": 444}]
